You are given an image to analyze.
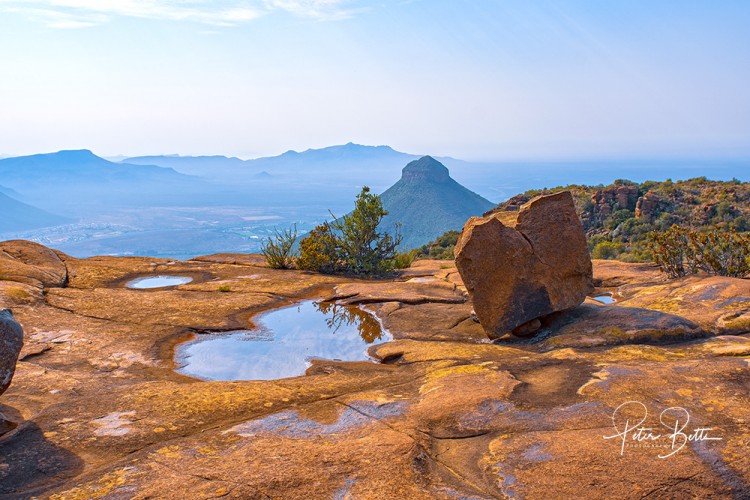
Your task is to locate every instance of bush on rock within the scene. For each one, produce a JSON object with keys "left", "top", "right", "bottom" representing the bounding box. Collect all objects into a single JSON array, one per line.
[{"left": 298, "top": 187, "right": 402, "bottom": 276}]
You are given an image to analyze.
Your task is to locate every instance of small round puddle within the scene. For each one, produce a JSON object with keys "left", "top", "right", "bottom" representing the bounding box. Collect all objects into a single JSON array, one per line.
[
  {"left": 406, "top": 277, "right": 437, "bottom": 283},
  {"left": 592, "top": 293, "right": 616, "bottom": 305},
  {"left": 175, "top": 300, "right": 392, "bottom": 381},
  {"left": 127, "top": 276, "right": 193, "bottom": 289}
]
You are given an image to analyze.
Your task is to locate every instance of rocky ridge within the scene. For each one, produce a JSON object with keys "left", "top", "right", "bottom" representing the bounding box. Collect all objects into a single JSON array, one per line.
[{"left": 483, "top": 177, "right": 750, "bottom": 262}]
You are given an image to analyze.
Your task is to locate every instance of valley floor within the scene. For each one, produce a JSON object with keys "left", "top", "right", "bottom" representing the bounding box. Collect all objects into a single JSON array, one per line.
[{"left": 0, "top": 241, "right": 748, "bottom": 498}]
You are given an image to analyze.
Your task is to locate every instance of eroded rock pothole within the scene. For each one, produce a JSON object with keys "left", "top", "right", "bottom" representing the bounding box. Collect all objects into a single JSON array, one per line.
[
  {"left": 126, "top": 276, "right": 194, "bottom": 289},
  {"left": 175, "top": 300, "right": 393, "bottom": 380}
]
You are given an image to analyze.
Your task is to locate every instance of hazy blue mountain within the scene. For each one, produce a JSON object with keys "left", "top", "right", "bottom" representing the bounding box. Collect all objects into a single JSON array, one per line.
[
  {"left": 379, "top": 156, "right": 495, "bottom": 249},
  {"left": 0, "top": 192, "right": 71, "bottom": 232},
  {"left": 123, "top": 143, "right": 750, "bottom": 206},
  {"left": 119, "top": 144, "right": 431, "bottom": 210},
  {"left": 5, "top": 145, "right": 748, "bottom": 261},
  {"left": 246, "top": 143, "right": 429, "bottom": 199},
  {"left": 0, "top": 184, "right": 20, "bottom": 198},
  {"left": 123, "top": 143, "right": 419, "bottom": 184},
  {"left": 0, "top": 149, "right": 185, "bottom": 185},
  {"left": 122, "top": 154, "right": 247, "bottom": 176},
  {"left": 249, "top": 143, "right": 413, "bottom": 167},
  {"left": 0, "top": 150, "right": 203, "bottom": 214}
]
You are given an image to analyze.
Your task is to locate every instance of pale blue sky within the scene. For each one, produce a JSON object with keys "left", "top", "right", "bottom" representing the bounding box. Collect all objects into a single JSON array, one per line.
[{"left": 0, "top": 0, "right": 748, "bottom": 160}]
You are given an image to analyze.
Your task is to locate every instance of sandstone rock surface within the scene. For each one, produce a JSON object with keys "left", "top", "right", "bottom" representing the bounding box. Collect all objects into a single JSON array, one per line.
[
  {"left": 0, "top": 240, "right": 748, "bottom": 498},
  {"left": 455, "top": 191, "right": 593, "bottom": 339},
  {"left": 0, "top": 240, "right": 68, "bottom": 288},
  {"left": 0, "top": 309, "right": 23, "bottom": 397}
]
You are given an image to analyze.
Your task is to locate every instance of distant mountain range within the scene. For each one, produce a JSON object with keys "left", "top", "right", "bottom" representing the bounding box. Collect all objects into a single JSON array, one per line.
[
  {"left": 123, "top": 143, "right": 420, "bottom": 183},
  {"left": 121, "top": 143, "right": 750, "bottom": 205},
  {"left": 0, "top": 149, "right": 185, "bottom": 185},
  {"left": 0, "top": 150, "right": 203, "bottom": 215},
  {"left": 379, "top": 156, "right": 495, "bottom": 249},
  {"left": 10, "top": 144, "right": 748, "bottom": 209},
  {"left": 1, "top": 145, "right": 747, "bottom": 259},
  {"left": 0, "top": 191, "right": 70, "bottom": 233},
  {"left": 122, "top": 153, "right": 248, "bottom": 176}
]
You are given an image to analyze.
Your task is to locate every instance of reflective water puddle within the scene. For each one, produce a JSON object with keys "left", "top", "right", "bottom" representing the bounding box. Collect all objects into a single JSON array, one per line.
[
  {"left": 175, "top": 300, "right": 391, "bottom": 381},
  {"left": 592, "top": 293, "right": 616, "bottom": 305},
  {"left": 126, "top": 276, "right": 193, "bottom": 289}
]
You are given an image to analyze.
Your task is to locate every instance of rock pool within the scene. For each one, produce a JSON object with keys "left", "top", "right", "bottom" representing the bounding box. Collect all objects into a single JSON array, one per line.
[
  {"left": 592, "top": 293, "right": 616, "bottom": 304},
  {"left": 175, "top": 300, "right": 392, "bottom": 381},
  {"left": 126, "top": 276, "right": 194, "bottom": 289}
]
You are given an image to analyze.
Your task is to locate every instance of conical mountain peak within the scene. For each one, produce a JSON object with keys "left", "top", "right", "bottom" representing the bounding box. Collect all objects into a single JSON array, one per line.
[
  {"left": 401, "top": 156, "right": 450, "bottom": 183},
  {"left": 380, "top": 156, "right": 495, "bottom": 249}
]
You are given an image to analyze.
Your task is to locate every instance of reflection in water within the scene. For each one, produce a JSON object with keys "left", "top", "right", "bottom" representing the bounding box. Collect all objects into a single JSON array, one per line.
[
  {"left": 315, "top": 301, "right": 384, "bottom": 343},
  {"left": 176, "top": 300, "right": 391, "bottom": 381},
  {"left": 592, "top": 293, "right": 616, "bottom": 305}
]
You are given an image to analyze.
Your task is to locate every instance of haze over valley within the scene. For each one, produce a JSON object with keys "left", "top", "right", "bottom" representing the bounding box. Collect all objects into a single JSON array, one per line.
[{"left": 1, "top": 144, "right": 747, "bottom": 259}]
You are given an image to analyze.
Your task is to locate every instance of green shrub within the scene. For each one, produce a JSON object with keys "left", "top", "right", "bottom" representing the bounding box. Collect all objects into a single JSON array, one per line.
[
  {"left": 261, "top": 225, "right": 298, "bottom": 269},
  {"left": 688, "top": 229, "right": 750, "bottom": 278},
  {"left": 417, "top": 230, "right": 460, "bottom": 260},
  {"left": 731, "top": 216, "right": 749, "bottom": 232},
  {"left": 607, "top": 209, "right": 635, "bottom": 230},
  {"left": 419, "top": 177, "right": 750, "bottom": 264},
  {"left": 620, "top": 240, "right": 652, "bottom": 263},
  {"left": 587, "top": 234, "right": 608, "bottom": 252},
  {"left": 218, "top": 285, "right": 231, "bottom": 292},
  {"left": 591, "top": 241, "right": 625, "bottom": 260},
  {"left": 336, "top": 187, "right": 402, "bottom": 275},
  {"left": 648, "top": 226, "right": 693, "bottom": 278},
  {"left": 297, "top": 187, "right": 402, "bottom": 276},
  {"left": 649, "top": 225, "right": 749, "bottom": 278},
  {"left": 393, "top": 249, "right": 418, "bottom": 269},
  {"left": 297, "top": 222, "right": 340, "bottom": 274}
]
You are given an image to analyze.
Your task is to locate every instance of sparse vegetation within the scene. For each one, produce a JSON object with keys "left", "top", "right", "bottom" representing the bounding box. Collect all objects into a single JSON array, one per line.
[
  {"left": 648, "top": 226, "right": 693, "bottom": 278},
  {"left": 297, "top": 222, "right": 340, "bottom": 274},
  {"left": 217, "top": 285, "right": 232, "bottom": 292},
  {"left": 297, "top": 187, "right": 402, "bottom": 276},
  {"left": 261, "top": 225, "right": 298, "bottom": 269},
  {"left": 416, "top": 230, "right": 460, "bottom": 260},
  {"left": 420, "top": 178, "right": 749, "bottom": 264},
  {"left": 393, "top": 249, "right": 418, "bottom": 269},
  {"left": 649, "top": 225, "right": 750, "bottom": 278},
  {"left": 591, "top": 241, "right": 626, "bottom": 260}
]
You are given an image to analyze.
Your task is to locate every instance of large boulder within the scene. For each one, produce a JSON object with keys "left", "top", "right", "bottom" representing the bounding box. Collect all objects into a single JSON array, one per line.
[
  {"left": 1, "top": 309, "right": 23, "bottom": 397},
  {"left": 454, "top": 191, "right": 593, "bottom": 339}
]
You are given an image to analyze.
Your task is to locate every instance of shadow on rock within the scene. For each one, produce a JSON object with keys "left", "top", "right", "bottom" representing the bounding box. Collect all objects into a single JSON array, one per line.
[
  {"left": 497, "top": 303, "right": 705, "bottom": 350},
  {"left": 0, "top": 417, "right": 84, "bottom": 498}
]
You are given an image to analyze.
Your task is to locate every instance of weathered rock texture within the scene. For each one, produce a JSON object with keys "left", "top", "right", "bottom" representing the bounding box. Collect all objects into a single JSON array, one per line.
[
  {"left": 0, "top": 309, "right": 23, "bottom": 396},
  {"left": 455, "top": 191, "right": 593, "bottom": 338},
  {"left": 591, "top": 184, "right": 639, "bottom": 221},
  {"left": 0, "top": 240, "right": 749, "bottom": 498}
]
